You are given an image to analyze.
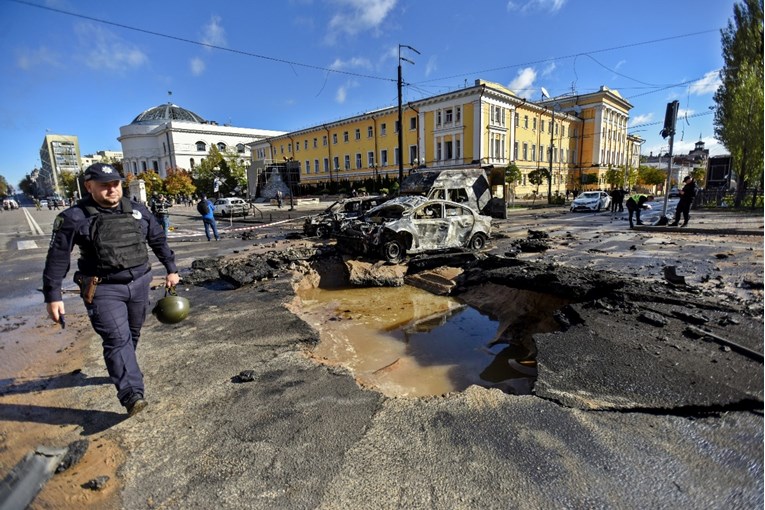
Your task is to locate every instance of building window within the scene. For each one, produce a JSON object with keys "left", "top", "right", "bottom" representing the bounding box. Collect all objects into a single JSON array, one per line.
[
  {"left": 381, "top": 149, "right": 388, "bottom": 166},
  {"left": 314, "top": 159, "right": 319, "bottom": 173},
  {"left": 304, "top": 140, "right": 308, "bottom": 150},
  {"left": 323, "top": 158, "right": 329, "bottom": 173},
  {"left": 368, "top": 126, "right": 373, "bottom": 138},
  {"left": 332, "top": 133, "right": 338, "bottom": 144},
  {"left": 355, "top": 128, "right": 360, "bottom": 140},
  {"left": 217, "top": 142, "right": 226, "bottom": 152},
  {"left": 343, "top": 131, "right": 349, "bottom": 142},
  {"left": 333, "top": 156, "right": 340, "bottom": 170},
  {"left": 237, "top": 143, "right": 245, "bottom": 153},
  {"left": 410, "top": 117, "right": 417, "bottom": 130},
  {"left": 141, "top": 161, "right": 147, "bottom": 172},
  {"left": 295, "top": 142, "right": 299, "bottom": 152},
  {"left": 356, "top": 153, "right": 362, "bottom": 169},
  {"left": 344, "top": 155, "right": 350, "bottom": 170},
  {"left": 513, "top": 141, "right": 518, "bottom": 160},
  {"left": 533, "top": 118, "right": 537, "bottom": 130},
  {"left": 314, "top": 138, "right": 318, "bottom": 148},
  {"left": 456, "top": 138, "right": 461, "bottom": 159},
  {"left": 515, "top": 112, "right": 519, "bottom": 127},
  {"left": 305, "top": 160, "right": 310, "bottom": 173},
  {"left": 540, "top": 120, "right": 545, "bottom": 132},
  {"left": 196, "top": 141, "right": 206, "bottom": 151},
  {"left": 368, "top": 151, "right": 375, "bottom": 167},
  {"left": 436, "top": 139, "right": 442, "bottom": 161},
  {"left": 456, "top": 106, "right": 461, "bottom": 123},
  {"left": 445, "top": 109, "right": 453, "bottom": 124},
  {"left": 531, "top": 145, "right": 536, "bottom": 162},
  {"left": 445, "top": 140, "right": 453, "bottom": 160},
  {"left": 381, "top": 123, "right": 387, "bottom": 136},
  {"left": 323, "top": 136, "right": 328, "bottom": 146},
  {"left": 561, "top": 125, "right": 566, "bottom": 137},
  {"left": 523, "top": 115, "right": 529, "bottom": 129},
  {"left": 394, "top": 120, "right": 400, "bottom": 133},
  {"left": 522, "top": 143, "right": 528, "bottom": 160},
  {"left": 555, "top": 123, "right": 559, "bottom": 136},
  {"left": 437, "top": 111, "right": 442, "bottom": 126}
]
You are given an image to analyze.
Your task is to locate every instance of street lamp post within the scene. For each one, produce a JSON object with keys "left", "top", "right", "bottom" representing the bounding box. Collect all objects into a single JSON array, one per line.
[{"left": 398, "top": 44, "right": 420, "bottom": 188}]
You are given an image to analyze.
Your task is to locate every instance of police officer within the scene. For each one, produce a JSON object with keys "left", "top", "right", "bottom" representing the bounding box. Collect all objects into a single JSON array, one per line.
[
  {"left": 668, "top": 175, "right": 697, "bottom": 227},
  {"left": 43, "top": 163, "right": 180, "bottom": 417},
  {"left": 625, "top": 193, "right": 654, "bottom": 229}
]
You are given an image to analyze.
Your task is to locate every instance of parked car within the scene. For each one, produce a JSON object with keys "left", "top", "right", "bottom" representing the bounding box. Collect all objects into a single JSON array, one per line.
[
  {"left": 337, "top": 196, "right": 491, "bottom": 263},
  {"left": 3, "top": 198, "right": 19, "bottom": 210},
  {"left": 303, "top": 195, "right": 387, "bottom": 238},
  {"left": 668, "top": 187, "right": 681, "bottom": 198},
  {"left": 570, "top": 191, "right": 611, "bottom": 212},
  {"left": 213, "top": 197, "right": 249, "bottom": 217}
]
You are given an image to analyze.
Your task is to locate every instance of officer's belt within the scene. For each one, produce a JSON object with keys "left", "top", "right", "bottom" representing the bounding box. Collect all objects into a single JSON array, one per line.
[{"left": 98, "top": 266, "right": 150, "bottom": 284}]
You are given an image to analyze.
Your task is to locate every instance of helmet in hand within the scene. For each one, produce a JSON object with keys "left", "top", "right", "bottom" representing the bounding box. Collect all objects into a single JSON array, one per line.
[{"left": 152, "top": 288, "right": 190, "bottom": 324}]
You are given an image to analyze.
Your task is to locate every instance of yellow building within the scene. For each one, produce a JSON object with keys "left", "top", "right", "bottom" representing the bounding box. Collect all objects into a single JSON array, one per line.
[{"left": 250, "top": 80, "right": 634, "bottom": 197}]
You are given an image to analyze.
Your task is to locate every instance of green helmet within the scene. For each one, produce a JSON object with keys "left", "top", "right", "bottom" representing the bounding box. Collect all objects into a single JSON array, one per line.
[{"left": 152, "top": 289, "right": 190, "bottom": 324}]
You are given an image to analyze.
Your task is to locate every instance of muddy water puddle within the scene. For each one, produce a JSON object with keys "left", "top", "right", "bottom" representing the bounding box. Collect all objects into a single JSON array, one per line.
[{"left": 296, "top": 284, "right": 568, "bottom": 397}]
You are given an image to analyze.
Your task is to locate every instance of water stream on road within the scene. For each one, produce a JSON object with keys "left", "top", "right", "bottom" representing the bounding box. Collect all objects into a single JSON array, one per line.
[{"left": 295, "top": 283, "right": 568, "bottom": 397}]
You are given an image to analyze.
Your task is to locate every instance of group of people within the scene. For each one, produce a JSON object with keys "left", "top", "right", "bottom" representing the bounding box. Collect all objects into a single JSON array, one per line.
[{"left": 624, "top": 175, "right": 698, "bottom": 229}]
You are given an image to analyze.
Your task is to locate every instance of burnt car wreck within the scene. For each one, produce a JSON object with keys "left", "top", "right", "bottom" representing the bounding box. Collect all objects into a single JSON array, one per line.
[
  {"left": 336, "top": 196, "right": 492, "bottom": 263},
  {"left": 303, "top": 195, "right": 387, "bottom": 238}
]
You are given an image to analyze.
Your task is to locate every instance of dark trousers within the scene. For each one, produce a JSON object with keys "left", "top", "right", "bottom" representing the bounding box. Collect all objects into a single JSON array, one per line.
[
  {"left": 626, "top": 198, "right": 642, "bottom": 228},
  {"left": 85, "top": 271, "right": 152, "bottom": 406},
  {"left": 673, "top": 200, "right": 692, "bottom": 225},
  {"left": 203, "top": 217, "right": 220, "bottom": 240}
]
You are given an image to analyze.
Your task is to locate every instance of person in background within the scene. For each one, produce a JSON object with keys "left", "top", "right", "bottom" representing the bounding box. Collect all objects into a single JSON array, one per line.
[
  {"left": 669, "top": 175, "right": 698, "bottom": 227},
  {"left": 197, "top": 194, "right": 220, "bottom": 241},
  {"left": 151, "top": 193, "right": 172, "bottom": 235},
  {"left": 42, "top": 163, "right": 180, "bottom": 416}
]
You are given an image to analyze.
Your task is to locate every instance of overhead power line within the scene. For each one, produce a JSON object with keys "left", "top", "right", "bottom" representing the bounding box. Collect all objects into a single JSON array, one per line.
[{"left": 9, "top": 0, "right": 394, "bottom": 83}]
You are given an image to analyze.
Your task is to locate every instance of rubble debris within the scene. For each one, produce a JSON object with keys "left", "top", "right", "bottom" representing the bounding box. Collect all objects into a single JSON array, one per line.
[
  {"left": 663, "top": 266, "right": 687, "bottom": 286},
  {"left": 82, "top": 476, "right": 110, "bottom": 491},
  {"left": 233, "top": 370, "right": 256, "bottom": 383},
  {"left": 56, "top": 439, "right": 89, "bottom": 473},
  {"left": 345, "top": 259, "right": 405, "bottom": 287},
  {"left": 638, "top": 311, "right": 668, "bottom": 327},
  {"left": 685, "top": 325, "right": 764, "bottom": 363},
  {"left": 0, "top": 446, "right": 68, "bottom": 510},
  {"left": 671, "top": 310, "right": 710, "bottom": 325},
  {"left": 739, "top": 278, "right": 764, "bottom": 290}
]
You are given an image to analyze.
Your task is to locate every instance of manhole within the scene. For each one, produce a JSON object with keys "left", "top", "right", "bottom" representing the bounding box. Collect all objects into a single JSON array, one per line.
[{"left": 295, "top": 282, "right": 568, "bottom": 397}]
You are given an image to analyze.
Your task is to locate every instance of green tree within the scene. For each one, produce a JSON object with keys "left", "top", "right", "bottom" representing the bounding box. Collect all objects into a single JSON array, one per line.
[
  {"left": 713, "top": 0, "right": 764, "bottom": 207},
  {"left": 604, "top": 167, "right": 623, "bottom": 188},
  {"left": 58, "top": 171, "right": 79, "bottom": 199},
  {"left": 164, "top": 168, "right": 196, "bottom": 197},
  {"left": 19, "top": 175, "right": 36, "bottom": 196},
  {"left": 691, "top": 166, "right": 707, "bottom": 188},
  {"left": 0, "top": 175, "right": 8, "bottom": 197},
  {"left": 193, "top": 145, "right": 225, "bottom": 196},
  {"left": 505, "top": 163, "right": 521, "bottom": 205},
  {"left": 528, "top": 168, "right": 546, "bottom": 193},
  {"left": 137, "top": 170, "right": 164, "bottom": 197},
  {"left": 637, "top": 165, "right": 666, "bottom": 189}
]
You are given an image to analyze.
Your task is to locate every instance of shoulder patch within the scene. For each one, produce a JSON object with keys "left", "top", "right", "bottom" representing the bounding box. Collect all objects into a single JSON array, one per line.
[
  {"left": 52, "top": 215, "right": 65, "bottom": 232},
  {"left": 132, "top": 210, "right": 142, "bottom": 220}
]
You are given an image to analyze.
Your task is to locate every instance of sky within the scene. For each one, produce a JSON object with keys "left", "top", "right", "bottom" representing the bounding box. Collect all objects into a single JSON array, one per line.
[{"left": 0, "top": 0, "right": 738, "bottom": 188}]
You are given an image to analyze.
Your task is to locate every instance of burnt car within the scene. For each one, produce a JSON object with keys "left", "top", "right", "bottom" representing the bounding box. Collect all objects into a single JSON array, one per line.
[
  {"left": 303, "top": 195, "right": 387, "bottom": 238},
  {"left": 337, "top": 196, "right": 491, "bottom": 263}
]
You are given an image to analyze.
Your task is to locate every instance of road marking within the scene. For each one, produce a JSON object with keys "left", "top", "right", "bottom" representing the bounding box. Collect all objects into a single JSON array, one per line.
[
  {"left": 17, "top": 240, "right": 39, "bottom": 250},
  {"left": 21, "top": 207, "right": 45, "bottom": 236}
]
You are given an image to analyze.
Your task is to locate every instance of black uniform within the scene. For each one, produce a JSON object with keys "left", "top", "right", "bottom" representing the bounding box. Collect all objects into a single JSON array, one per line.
[
  {"left": 43, "top": 195, "right": 177, "bottom": 408},
  {"left": 670, "top": 178, "right": 697, "bottom": 226}
]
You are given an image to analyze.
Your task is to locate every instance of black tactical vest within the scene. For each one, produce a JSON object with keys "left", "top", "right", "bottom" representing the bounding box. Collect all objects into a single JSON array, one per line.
[{"left": 83, "top": 197, "right": 149, "bottom": 275}]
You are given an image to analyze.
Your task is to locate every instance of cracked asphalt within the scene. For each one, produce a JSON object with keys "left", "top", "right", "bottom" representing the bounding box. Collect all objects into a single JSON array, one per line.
[{"left": 1, "top": 204, "right": 762, "bottom": 509}]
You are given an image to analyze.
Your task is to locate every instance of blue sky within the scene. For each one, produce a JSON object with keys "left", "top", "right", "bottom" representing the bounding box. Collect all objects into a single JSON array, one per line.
[{"left": 0, "top": 0, "right": 736, "bottom": 188}]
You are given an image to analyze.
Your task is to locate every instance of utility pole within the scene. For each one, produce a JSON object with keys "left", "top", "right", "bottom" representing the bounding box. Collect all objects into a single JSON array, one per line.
[
  {"left": 398, "top": 44, "right": 419, "bottom": 188},
  {"left": 657, "top": 100, "right": 679, "bottom": 225},
  {"left": 548, "top": 107, "right": 555, "bottom": 203}
]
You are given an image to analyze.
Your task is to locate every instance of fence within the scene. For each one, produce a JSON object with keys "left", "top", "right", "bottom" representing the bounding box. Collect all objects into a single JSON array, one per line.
[{"left": 695, "top": 188, "right": 763, "bottom": 209}]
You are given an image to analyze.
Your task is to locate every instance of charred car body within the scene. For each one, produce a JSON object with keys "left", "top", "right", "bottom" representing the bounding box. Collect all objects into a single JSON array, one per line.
[
  {"left": 303, "top": 195, "right": 387, "bottom": 237},
  {"left": 337, "top": 196, "right": 491, "bottom": 263}
]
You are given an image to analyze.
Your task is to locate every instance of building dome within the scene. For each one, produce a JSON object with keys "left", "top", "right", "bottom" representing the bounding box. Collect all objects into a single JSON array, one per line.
[{"left": 131, "top": 103, "right": 206, "bottom": 124}]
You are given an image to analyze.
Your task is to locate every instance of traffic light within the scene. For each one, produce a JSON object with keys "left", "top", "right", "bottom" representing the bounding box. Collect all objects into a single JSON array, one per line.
[{"left": 661, "top": 100, "right": 679, "bottom": 139}]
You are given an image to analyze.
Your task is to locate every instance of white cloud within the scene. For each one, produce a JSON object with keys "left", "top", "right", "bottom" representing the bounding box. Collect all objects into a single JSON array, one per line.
[
  {"left": 425, "top": 56, "right": 438, "bottom": 77},
  {"left": 508, "top": 67, "right": 537, "bottom": 99},
  {"left": 201, "top": 15, "right": 227, "bottom": 48},
  {"left": 16, "top": 46, "right": 60, "bottom": 70},
  {"left": 327, "top": 0, "right": 397, "bottom": 39},
  {"left": 507, "top": 0, "right": 566, "bottom": 13},
  {"left": 329, "top": 57, "right": 372, "bottom": 70},
  {"left": 629, "top": 113, "right": 653, "bottom": 127},
  {"left": 690, "top": 71, "right": 721, "bottom": 95},
  {"left": 190, "top": 57, "right": 205, "bottom": 76},
  {"left": 75, "top": 23, "right": 147, "bottom": 72},
  {"left": 677, "top": 108, "right": 695, "bottom": 118},
  {"left": 541, "top": 61, "right": 556, "bottom": 76},
  {"left": 336, "top": 80, "right": 359, "bottom": 103}
]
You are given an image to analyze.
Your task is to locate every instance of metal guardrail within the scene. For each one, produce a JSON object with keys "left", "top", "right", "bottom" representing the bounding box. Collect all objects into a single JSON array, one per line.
[{"left": 694, "top": 188, "right": 762, "bottom": 208}]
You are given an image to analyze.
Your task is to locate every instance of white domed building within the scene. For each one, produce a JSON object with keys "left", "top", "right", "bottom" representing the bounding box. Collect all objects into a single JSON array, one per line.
[{"left": 118, "top": 103, "right": 284, "bottom": 178}]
